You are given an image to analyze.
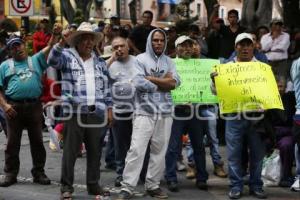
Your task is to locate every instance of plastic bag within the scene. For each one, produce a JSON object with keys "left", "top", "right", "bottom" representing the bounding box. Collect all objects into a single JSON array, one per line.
[{"left": 261, "top": 150, "right": 281, "bottom": 186}]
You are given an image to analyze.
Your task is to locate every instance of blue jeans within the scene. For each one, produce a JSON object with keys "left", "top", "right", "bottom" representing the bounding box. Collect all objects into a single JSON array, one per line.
[
  {"left": 202, "top": 107, "right": 223, "bottom": 165},
  {"left": 226, "top": 118, "right": 265, "bottom": 192},
  {"left": 165, "top": 106, "right": 208, "bottom": 183},
  {"left": 112, "top": 113, "right": 133, "bottom": 176}
]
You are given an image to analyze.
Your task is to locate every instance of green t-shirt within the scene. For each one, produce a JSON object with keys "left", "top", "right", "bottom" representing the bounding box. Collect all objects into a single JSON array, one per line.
[{"left": 0, "top": 52, "right": 48, "bottom": 100}]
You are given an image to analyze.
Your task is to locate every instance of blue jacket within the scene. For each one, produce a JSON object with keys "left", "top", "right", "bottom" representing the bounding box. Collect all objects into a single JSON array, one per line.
[{"left": 47, "top": 45, "right": 112, "bottom": 117}]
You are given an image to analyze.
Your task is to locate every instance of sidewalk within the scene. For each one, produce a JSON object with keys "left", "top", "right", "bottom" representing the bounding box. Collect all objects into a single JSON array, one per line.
[{"left": 0, "top": 131, "right": 299, "bottom": 199}]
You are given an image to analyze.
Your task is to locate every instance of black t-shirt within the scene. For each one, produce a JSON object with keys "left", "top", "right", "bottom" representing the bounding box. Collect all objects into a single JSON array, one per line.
[
  {"left": 219, "top": 25, "right": 246, "bottom": 59},
  {"left": 207, "top": 31, "right": 222, "bottom": 59},
  {"left": 129, "top": 25, "right": 156, "bottom": 53}
]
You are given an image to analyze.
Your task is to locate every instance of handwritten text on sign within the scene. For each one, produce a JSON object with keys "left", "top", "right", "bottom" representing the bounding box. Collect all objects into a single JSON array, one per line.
[
  {"left": 171, "top": 58, "right": 219, "bottom": 104},
  {"left": 214, "top": 62, "right": 283, "bottom": 114}
]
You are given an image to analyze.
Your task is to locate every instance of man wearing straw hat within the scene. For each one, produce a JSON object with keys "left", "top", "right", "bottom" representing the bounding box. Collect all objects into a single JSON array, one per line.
[{"left": 48, "top": 22, "right": 113, "bottom": 199}]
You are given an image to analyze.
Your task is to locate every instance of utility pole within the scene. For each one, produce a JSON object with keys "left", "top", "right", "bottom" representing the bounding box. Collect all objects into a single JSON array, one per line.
[
  {"left": 116, "top": 0, "right": 120, "bottom": 16},
  {"left": 60, "top": 0, "right": 63, "bottom": 25},
  {"left": 21, "top": 17, "right": 30, "bottom": 33}
]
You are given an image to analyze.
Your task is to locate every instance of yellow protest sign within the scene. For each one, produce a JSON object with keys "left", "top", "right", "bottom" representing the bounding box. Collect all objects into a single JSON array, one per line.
[
  {"left": 171, "top": 58, "right": 219, "bottom": 104},
  {"left": 214, "top": 62, "right": 283, "bottom": 114}
]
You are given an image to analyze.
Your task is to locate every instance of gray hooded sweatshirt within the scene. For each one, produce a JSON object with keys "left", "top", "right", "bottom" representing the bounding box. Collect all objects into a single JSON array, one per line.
[{"left": 133, "top": 29, "right": 181, "bottom": 116}]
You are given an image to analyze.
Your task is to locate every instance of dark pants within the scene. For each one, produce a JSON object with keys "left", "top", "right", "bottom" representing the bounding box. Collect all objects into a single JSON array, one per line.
[
  {"left": 0, "top": 108, "right": 7, "bottom": 136},
  {"left": 60, "top": 114, "right": 107, "bottom": 193},
  {"left": 165, "top": 108, "right": 208, "bottom": 183},
  {"left": 105, "top": 128, "right": 116, "bottom": 168},
  {"left": 112, "top": 112, "right": 133, "bottom": 176},
  {"left": 4, "top": 101, "right": 46, "bottom": 178},
  {"left": 269, "top": 59, "right": 289, "bottom": 79},
  {"left": 277, "top": 136, "right": 295, "bottom": 180}
]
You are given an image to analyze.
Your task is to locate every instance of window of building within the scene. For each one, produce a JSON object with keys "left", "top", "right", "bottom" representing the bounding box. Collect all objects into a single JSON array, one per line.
[
  {"left": 236, "top": 8, "right": 241, "bottom": 19},
  {"left": 219, "top": 6, "right": 227, "bottom": 20},
  {"left": 197, "top": 3, "right": 201, "bottom": 16}
]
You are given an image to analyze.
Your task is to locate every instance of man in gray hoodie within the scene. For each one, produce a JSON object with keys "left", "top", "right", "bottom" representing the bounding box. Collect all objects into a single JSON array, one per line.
[{"left": 117, "top": 29, "right": 180, "bottom": 200}]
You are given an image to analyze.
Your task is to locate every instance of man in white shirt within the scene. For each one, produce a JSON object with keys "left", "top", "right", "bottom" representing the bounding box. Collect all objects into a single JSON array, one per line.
[{"left": 261, "top": 19, "right": 290, "bottom": 78}]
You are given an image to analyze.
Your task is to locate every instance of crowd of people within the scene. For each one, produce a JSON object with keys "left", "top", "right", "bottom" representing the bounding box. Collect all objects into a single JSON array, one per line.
[{"left": 0, "top": 5, "right": 300, "bottom": 200}]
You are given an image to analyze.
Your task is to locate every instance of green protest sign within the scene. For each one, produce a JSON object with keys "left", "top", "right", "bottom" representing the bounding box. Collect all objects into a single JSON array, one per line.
[{"left": 171, "top": 58, "right": 219, "bottom": 104}]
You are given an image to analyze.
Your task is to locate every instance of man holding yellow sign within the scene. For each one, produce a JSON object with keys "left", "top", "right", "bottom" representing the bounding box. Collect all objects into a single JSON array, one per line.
[{"left": 211, "top": 33, "right": 280, "bottom": 199}]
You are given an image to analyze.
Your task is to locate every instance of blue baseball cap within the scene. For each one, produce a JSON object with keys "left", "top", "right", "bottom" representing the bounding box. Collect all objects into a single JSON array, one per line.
[{"left": 6, "top": 36, "right": 24, "bottom": 49}]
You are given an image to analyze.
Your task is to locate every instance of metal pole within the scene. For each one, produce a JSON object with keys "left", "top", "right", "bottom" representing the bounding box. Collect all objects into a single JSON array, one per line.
[
  {"left": 21, "top": 16, "right": 30, "bottom": 33},
  {"left": 60, "top": 0, "right": 63, "bottom": 25},
  {"left": 116, "top": 0, "right": 120, "bottom": 16}
]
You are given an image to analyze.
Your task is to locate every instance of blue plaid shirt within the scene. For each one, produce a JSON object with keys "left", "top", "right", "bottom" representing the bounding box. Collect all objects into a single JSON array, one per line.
[{"left": 47, "top": 44, "right": 112, "bottom": 117}]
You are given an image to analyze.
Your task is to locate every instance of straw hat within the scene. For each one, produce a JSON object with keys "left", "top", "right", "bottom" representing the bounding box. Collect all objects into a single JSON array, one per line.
[
  {"left": 66, "top": 22, "right": 103, "bottom": 47},
  {"left": 101, "top": 45, "right": 113, "bottom": 59}
]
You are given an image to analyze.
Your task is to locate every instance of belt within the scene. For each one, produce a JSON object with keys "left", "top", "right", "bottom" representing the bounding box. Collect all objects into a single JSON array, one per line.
[
  {"left": 268, "top": 59, "right": 287, "bottom": 62},
  {"left": 7, "top": 98, "right": 39, "bottom": 103},
  {"left": 88, "top": 105, "right": 96, "bottom": 112}
]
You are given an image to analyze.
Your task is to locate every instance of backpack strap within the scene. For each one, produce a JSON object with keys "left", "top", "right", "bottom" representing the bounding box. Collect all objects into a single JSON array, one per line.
[
  {"left": 27, "top": 57, "right": 34, "bottom": 71},
  {"left": 7, "top": 57, "right": 34, "bottom": 74},
  {"left": 8, "top": 58, "right": 16, "bottom": 75},
  {"left": 4, "top": 57, "right": 36, "bottom": 91}
]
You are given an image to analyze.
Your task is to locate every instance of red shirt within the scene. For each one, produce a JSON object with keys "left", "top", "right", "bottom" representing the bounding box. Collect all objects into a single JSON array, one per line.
[
  {"left": 40, "top": 76, "right": 61, "bottom": 103},
  {"left": 32, "top": 31, "right": 51, "bottom": 53}
]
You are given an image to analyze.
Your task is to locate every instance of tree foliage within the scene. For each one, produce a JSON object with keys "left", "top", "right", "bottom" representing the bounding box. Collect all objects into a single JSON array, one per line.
[
  {"left": 73, "top": 9, "right": 85, "bottom": 26},
  {"left": 58, "top": 0, "right": 300, "bottom": 31},
  {"left": 60, "top": 0, "right": 94, "bottom": 23},
  {"left": 203, "top": 0, "right": 218, "bottom": 22},
  {"left": 282, "top": 0, "right": 300, "bottom": 30},
  {"left": 0, "top": 18, "right": 18, "bottom": 32}
]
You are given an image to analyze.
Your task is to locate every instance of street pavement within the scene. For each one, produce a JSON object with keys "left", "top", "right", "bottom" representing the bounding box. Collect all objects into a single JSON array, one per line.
[{"left": 0, "top": 131, "right": 299, "bottom": 200}]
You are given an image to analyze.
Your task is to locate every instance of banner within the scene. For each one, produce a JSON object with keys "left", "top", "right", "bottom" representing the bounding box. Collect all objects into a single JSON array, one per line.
[
  {"left": 171, "top": 58, "right": 219, "bottom": 104},
  {"left": 214, "top": 62, "right": 283, "bottom": 114}
]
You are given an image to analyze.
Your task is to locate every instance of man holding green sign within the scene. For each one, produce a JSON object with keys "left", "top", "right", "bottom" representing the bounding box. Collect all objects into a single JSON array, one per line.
[{"left": 165, "top": 35, "right": 226, "bottom": 193}]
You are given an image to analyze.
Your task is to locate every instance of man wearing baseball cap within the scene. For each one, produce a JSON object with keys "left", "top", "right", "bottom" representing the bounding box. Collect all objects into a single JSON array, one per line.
[
  {"left": 234, "top": 33, "right": 255, "bottom": 62},
  {"left": 0, "top": 24, "right": 62, "bottom": 187},
  {"left": 211, "top": 33, "right": 267, "bottom": 199},
  {"left": 165, "top": 35, "right": 210, "bottom": 192}
]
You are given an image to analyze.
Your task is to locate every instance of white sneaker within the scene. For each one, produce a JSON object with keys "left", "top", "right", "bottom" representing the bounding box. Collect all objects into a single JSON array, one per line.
[
  {"left": 176, "top": 161, "right": 186, "bottom": 171},
  {"left": 290, "top": 176, "right": 300, "bottom": 192}
]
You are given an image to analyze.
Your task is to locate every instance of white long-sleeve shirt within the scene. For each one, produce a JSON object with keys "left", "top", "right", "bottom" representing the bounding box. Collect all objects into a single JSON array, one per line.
[{"left": 260, "top": 32, "right": 290, "bottom": 61}]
